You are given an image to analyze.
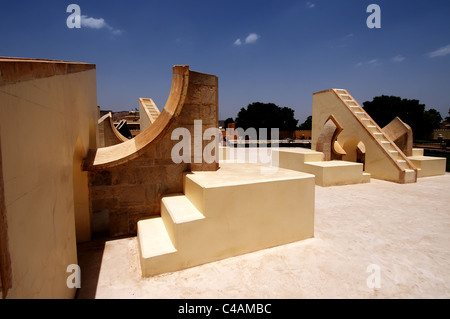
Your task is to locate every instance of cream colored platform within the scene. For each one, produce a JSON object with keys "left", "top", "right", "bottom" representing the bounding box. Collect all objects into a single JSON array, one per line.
[
  {"left": 137, "top": 162, "right": 315, "bottom": 277},
  {"left": 408, "top": 148, "right": 446, "bottom": 178},
  {"left": 273, "top": 148, "right": 370, "bottom": 187}
]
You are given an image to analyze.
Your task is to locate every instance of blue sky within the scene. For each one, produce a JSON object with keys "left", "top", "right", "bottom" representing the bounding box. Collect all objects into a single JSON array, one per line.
[{"left": 1, "top": 0, "right": 449, "bottom": 123}]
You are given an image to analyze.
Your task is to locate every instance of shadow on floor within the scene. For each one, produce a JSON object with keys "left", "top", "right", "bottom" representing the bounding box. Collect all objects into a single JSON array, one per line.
[
  {"left": 75, "top": 232, "right": 108, "bottom": 299},
  {"left": 76, "top": 232, "right": 138, "bottom": 299}
]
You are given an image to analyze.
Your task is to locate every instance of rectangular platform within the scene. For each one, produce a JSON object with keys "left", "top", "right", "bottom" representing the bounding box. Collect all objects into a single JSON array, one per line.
[
  {"left": 304, "top": 161, "right": 368, "bottom": 187},
  {"left": 274, "top": 148, "right": 370, "bottom": 187},
  {"left": 408, "top": 156, "right": 447, "bottom": 178}
]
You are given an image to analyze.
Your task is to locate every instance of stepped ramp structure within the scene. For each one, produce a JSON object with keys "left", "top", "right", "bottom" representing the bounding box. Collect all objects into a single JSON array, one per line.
[
  {"left": 138, "top": 162, "right": 315, "bottom": 277},
  {"left": 312, "top": 89, "right": 418, "bottom": 184},
  {"left": 139, "top": 98, "right": 161, "bottom": 132}
]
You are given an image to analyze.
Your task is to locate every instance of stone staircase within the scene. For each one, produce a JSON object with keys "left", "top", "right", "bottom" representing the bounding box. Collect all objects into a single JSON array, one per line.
[
  {"left": 140, "top": 98, "right": 160, "bottom": 123},
  {"left": 333, "top": 89, "right": 417, "bottom": 183},
  {"left": 137, "top": 162, "right": 315, "bottom": 277}
]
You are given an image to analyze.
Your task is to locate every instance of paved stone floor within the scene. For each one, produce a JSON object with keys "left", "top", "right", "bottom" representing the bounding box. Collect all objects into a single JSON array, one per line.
[{"left": 76, "top": 173, "right": 450, "bottom": 299}]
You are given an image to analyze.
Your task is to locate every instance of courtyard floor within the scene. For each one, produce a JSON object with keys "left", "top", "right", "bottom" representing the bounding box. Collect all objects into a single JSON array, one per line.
[{"left": 76, "top": 173, "right": 450, "bottom": 299}]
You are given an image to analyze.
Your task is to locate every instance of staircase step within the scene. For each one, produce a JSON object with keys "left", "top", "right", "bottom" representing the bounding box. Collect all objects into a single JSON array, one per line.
[
  {"left": 412, "top": 148, "right": 424, "bottom": 156},
  {"left": 362, "top": 172, "right": 371, "bottom": 183},
  {"left": 340, "top": 94, "right": 352, "bottom": 100},
  {"left": 404, "top": 169, "right": 417, "bottom": 184},
  {"left": 137, "top": 217, "right": 177, "bottom": 259},
  {"left": 346, "top": 101, "right": 358, "bottom": 106},
  {"left": 162, "top": 195, "right": 205, "bottom": 224},
  {"left": 161, "top": 194, "right": 205, "bottom": 249},
  {"left": 367, "top": 125, "right": 378, "bottom": 133},
  {"left": 389, "top": 150, "right": 399, "bottom": 159},
  {"left": 373, "top": 132, "right": 386, "bottom": 140},
  {"left": 380, "top": 141, "right": 393, "bottom": 148},
  {"left": 397, "top": 159, "right": 407, "bottom": 169}
]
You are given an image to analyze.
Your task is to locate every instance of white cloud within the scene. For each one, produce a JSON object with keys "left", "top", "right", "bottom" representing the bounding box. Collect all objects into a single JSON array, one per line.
[
  {"left": 111, "top": 29, "right": 123, "bottom": 36},
  {"left": 306, "top": 2, "right": 315, "bottom": 8},
  {"left": 81, "top": 15, "right": 123, "bottom": 35},
  {"left": 234, "top": 33, "right": 260, "bottom": 46},
  {"left": 81, "top": 16, "right": 106, "bottom": 29},
  {"left": 343, "top": 33, "right": 353, "bottom": 39},
  {"left": 245, "top": 33, "right": 260, "bottom": 44},
  {"left": 392, "top": 55, "right": 406, "bottom": 62},
  {"left": 427, "top": 44, "right": 450, "bottom": 58},
  {"left": 356, "top": 59, "right": 382, "bottom": 67}
]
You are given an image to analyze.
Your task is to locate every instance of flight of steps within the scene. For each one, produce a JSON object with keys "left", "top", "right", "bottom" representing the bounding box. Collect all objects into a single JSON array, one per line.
[
  {"left": 141, "top": 98, "right": 160, "bottom": 123},
  {"left": 137, "top": 162, "right": 315, "bottom": 277},
  {"left": 334, "top": 89, "right": 417, "bottom": 183}
]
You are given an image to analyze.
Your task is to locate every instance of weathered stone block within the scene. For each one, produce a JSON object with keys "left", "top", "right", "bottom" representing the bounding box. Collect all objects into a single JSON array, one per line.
[{"left": 89, "top": 171, "right": 112, "bottom": 186}]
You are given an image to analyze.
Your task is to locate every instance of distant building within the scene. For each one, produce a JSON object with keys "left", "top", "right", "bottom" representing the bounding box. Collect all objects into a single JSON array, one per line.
[
  {"left": 113, "top": 111, "right": 140, "bottom": 138},
  {"left": 432, "top": 120, "right": 450, "bottom": 140}
]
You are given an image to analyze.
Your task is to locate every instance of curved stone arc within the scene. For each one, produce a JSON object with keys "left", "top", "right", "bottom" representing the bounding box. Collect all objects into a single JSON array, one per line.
[
  {"left": 98, "top": 112, "right": 129, "bottom": 147},
  {"left": 316, "top": 115, "right": 346, "bottom": 161},
  {"left": 83, "top": 65, "right": 190, "bottom": 170}
]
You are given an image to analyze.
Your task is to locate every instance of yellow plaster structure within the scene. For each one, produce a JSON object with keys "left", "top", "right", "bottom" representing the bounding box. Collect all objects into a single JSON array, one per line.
[
  {"left": 382, "top": 117, "right": 413, "bottom": 157},
  {"left": 312, "top": 89, "right": 419, "bottom": 184},
  {"left": 273, "top": 148, "right": 370, "bottom": 187},
  {"left": 139, "top": 98, "right": 160, "bottom": 132},
  {"left": 0, "top": 57, "right": 98, "bottom": 298},
  {"left": 138, "top": 162, "right": 315, "bottom": 277},
  {"left": 309, "top": 89, "right": 446, "bottom": 182},
  {"left": 408, "top": 148, "right": 447, "bottom": 178}
]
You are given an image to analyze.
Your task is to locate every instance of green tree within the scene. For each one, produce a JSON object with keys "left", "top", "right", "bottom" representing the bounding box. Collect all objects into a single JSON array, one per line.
[
  {"left": 224, "top": 117, "right": 234, "bottom": 128},
  {"left": 298, "top": 116, "right": 312, "bottom": 130},
  {"left": 363, "top": 95, "right": 442, "bottom": 139},
  {"left": 235, "top": 102, "right": 298, "bottom": 132}
]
